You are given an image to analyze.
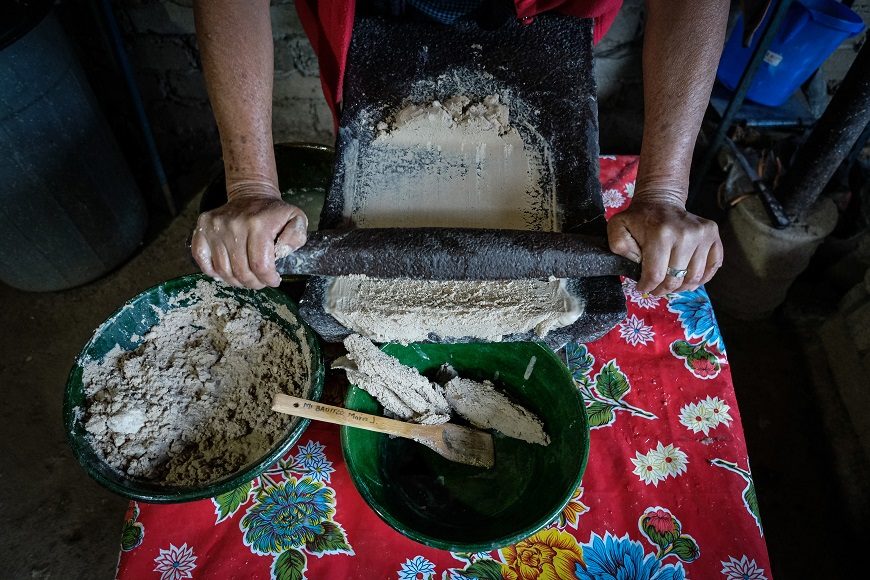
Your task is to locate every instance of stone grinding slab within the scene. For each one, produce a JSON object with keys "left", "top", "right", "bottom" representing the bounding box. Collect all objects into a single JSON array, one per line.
[{"left": 299, "top": 14, "right": 626, "bottom": 348}]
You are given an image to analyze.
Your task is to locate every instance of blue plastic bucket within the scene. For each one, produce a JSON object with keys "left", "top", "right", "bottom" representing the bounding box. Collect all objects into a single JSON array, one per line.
[{"left": 717, "top": 0, "right": 865, "bottom": 107}]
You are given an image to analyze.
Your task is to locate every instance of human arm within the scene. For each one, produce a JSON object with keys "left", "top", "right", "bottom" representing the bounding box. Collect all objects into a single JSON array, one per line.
[
  {"left": 191, "top": 0, "right": 308, "bottom": 289},
  {"left": 607, "top": 0, "right": 728, "bottom": 295}
]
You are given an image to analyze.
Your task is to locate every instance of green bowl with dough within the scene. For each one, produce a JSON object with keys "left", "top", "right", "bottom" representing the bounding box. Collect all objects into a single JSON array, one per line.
[
  {"left": 63, "top": 274, "right": 324, "bottom": 503},
  {"left": 341, "top": 341, "right": 589, "bottom": 551}
]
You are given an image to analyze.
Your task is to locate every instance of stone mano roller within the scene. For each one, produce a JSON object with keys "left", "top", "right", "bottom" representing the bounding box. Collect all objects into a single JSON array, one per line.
[
  {"left": 298, "top": 15, "right": 628, "bottom": 347},
  {"left": 277, "top": 227, "right": 641, "bottom": 281}
]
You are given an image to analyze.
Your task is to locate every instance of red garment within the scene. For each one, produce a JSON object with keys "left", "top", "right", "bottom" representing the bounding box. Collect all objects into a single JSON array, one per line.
[{"left": 295, "top": 0, "right": 622, "bottom": 121}]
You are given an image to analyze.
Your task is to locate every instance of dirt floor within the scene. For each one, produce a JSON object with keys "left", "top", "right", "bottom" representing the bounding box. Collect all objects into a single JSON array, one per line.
[
  {"left": 1, "top": 193, "right": 867, "bottom": 578},
  {"left": 0, "top": 196, "right": 200, "bottom": 579}
]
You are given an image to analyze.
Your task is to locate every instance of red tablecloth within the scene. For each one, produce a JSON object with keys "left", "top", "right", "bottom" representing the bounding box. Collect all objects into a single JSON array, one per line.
[{"left": 116, "top": 157, "right": 771, "bottom": 580}]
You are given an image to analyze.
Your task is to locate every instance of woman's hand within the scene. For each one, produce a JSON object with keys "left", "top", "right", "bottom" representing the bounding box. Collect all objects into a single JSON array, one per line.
[
  {"left": 191, "top": 183, "right": 308, "bottom": 289},
  {"left": 607, "top": 190, "right": 722, "bottom": 296}
]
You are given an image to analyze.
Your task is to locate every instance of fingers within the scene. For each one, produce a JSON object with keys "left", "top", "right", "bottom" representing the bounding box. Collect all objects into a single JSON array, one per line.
[
  {"left": 700, "top": 239, "right": 724, "bottom": 285},
  {"left": 676, "top": 243, "right": 712, "bottom": 293},
  {"left": 650, "top": 241, "right": 694, "bottom": 296},
  {"left": 191, "top": 225, "right": 218, "bottom": 280},
  {"left": 637, "top": 237, "right": 672, "bottom": 295},
  {"left": 192, "top": 199, "right": 308, "bottom": 289},
  {"left": 211, "top": 243, "right": 244, "bottom": 288},
  {"left": 607, "top": 220, "right": 643, "bottom": 263},
  {"left": 248, "top": 228, "right": 281, "bottom": 288},
  {"left": 276, "top": 211, "right": 309, "bottom": 253}
]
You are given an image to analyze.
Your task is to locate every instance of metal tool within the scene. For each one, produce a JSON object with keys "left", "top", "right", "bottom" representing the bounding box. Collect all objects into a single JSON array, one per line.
[
  {"left": 276, "top": 227, "right": 641, "bottom": 281},
  {"left": 272, "top": 394, "right": 495, "bottom": 468},
  {"left": 724, "top": 137, "right": 791, "bottom": 229}
]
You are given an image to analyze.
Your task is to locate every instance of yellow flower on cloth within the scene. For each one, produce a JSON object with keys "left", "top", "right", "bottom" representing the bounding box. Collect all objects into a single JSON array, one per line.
[
  {"left": 501, "top": 528, "right": 584, "bottom": 580},
  {"left": 557, "top": 487, "right": 589, "bottom": 530}
]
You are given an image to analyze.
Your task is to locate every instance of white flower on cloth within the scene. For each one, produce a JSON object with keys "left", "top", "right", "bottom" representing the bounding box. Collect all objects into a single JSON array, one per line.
[
  {"left": 153, "top": 543, "right": 197, "bottom": 580},
  {"left": 631, "top": 450, "right": 666, "bottom": 486},
  {"left": 622, "top": 279, "right": 661, "bottom": 310},
  {"left": 680, "top": 397, "right": 732, "bottom": 435},
  {"left": 679, "top": 401, "right": 716, "bottom": 435},
  {"left": 601, "top": 188, "right": 625, "bottom": 209},
  {"left": 651, "top": 442, "right": 689, "bottom": 478},
  {"left": 702, "top": 396, "right": 733, "bottom": 428},
  {"left": 398, "top": 555, "right": 436, "bottom": 580},
  {"left": 624, "top": 181, "right": 635, "bottom": 198},
  {"left": 618, "top": 314, "right": 655, "bottom": 346},
  {"left": 632, "top": 442, "right": 688, "bottom": 485},
  {"left": 721, "top": 555, "right": 768, "bottom": 579}
]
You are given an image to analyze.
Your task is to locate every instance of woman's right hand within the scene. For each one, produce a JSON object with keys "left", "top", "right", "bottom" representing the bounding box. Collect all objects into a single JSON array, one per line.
[{"left": 191, "top": 184, "right": 308, "bottom": 289}]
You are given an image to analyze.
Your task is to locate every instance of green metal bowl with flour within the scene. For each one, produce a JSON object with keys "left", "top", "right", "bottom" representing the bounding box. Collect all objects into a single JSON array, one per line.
[{"left": 63, "top": 274, "right": 324, "bottom": 503}]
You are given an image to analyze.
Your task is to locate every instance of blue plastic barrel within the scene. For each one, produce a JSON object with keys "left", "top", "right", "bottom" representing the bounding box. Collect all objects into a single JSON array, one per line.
[
  {"left": 0, "top": 6, "right": 147, "bottom": 291},
  {"left": 717, "top": 0, "right": 865, "bottom": 107}
]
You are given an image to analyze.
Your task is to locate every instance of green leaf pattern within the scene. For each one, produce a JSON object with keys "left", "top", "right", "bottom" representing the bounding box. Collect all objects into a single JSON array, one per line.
[
  {"left": 272, "top": 548, "right": 307, "bottom": 580},
  {"left": 213, "top": 480, "right": 254, "bottom": 523},
  {"left": 710, "top": 458, "right": 764, "bottom": 535},
  {"left": 120, "top": 502, "right": 144, "bottom": 552},
  {"left": 305, "top": 521, "right": 352, "bottom": 557},
  {"left": 565, "top": 343, "right": 657, "bottom": 429},
  {"left": 457, "top": 559, "right": 503, "bottom": 579}
]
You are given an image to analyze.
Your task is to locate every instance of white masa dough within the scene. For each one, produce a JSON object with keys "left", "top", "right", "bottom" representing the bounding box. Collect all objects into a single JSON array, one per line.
[
  {"left": 327, "top": 94, "right": 584, "bottom": 342},
  {"left": 445, "top": 376, "right": 550, "bottom": 446},
  {"left": 326, "top": 275, "right": 584, "bottom": 343},
  {"left": 335, "top": 334, "right": 451, "bottom": 424},
  {"left": 335, "top": 336, "right": 549, "bottom": 446}
]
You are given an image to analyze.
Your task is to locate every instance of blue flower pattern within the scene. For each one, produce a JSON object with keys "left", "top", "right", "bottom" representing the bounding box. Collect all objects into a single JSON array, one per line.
[
  {"left": 304, "top": 456, "right": 335, "bottom": 483},
  {"left": 575, "top": 532, "right": 686, "bottom": 580},
  {"left": 398, "top": 555, "right": 436, "bottom": 579},
  {"left": 295, "top": 441, "right": 327, "bottom": 470},
  {"left": 241, "top": 477, "right": 334, "bottom": 555},
  {"left": 667, "top": 287, "right": 726, "bottom": 353}
]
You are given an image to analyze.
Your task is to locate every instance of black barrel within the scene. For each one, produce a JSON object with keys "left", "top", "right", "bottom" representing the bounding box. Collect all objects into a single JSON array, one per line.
[{"left": 0, "top": 2, "right": 147, "bottom": 291}]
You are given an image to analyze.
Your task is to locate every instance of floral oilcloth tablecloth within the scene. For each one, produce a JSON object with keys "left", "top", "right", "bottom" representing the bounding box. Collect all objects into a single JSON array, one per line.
[{"left": 115, "top": 157, "right": 772, "bottom": 580}]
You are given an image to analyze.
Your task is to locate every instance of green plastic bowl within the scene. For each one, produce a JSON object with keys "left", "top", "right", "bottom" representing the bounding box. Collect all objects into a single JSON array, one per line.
[
  {"left": 341, "top": 342, "right": 589, "bottom": 551},
  {"left": 63, "top": 274, "right": 324, "bottom": 503}
]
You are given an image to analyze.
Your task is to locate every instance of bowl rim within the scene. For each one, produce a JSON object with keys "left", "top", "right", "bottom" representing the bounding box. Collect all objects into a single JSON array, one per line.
[
  {"left": 340, "top": 341, "right": 589, "bottom": 552},
  {"left": 62, "top": 273, "right": 324, "bottom": 503}
]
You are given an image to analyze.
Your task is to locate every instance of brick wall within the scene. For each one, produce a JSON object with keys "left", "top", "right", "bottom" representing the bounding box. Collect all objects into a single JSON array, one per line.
[
  {"left": 109, "top": 0, "right": 333, "bottom": 183},
  {"left": 59, "top": 0, "right": 646, "bottom": 196},
  {"left": 56, "top": 0, "right": 867, "bottom": 206}
]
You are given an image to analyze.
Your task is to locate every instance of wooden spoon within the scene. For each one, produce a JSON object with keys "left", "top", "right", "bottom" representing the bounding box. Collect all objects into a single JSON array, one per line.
[{"left": 271, "top": 394, "right": 494, "bottom": 468}]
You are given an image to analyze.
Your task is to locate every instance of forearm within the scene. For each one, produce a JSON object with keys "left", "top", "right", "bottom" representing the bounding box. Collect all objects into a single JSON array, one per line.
[
  {"left": 194, "top": 0, "right": 278, "bottom": 198},
  {"left": 637, "top": 0, "right": 729, "bottom": 203}
]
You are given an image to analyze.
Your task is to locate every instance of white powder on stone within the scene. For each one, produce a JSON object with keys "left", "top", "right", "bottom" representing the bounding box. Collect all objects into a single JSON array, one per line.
[
  {"left": 334, "top": 334, "right": 450, "bottom": 424},
  {"left": 326, "top": 275, "right": 584, "bottom": 343},
  {"left": 445, "top": 377, "right": 550, "bottom": 446},
  {"left": 81, "top": 280, "right": 311, "bottom": 485},
  {"left": 326, "top": 94, "right": 583, "bottom": 343},
  {"left": 350, "top": 94, "right": 553, "bottom": 230}
]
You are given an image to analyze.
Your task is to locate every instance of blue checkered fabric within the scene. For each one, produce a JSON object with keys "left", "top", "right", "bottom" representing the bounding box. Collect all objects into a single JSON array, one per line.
[{"left": 407, "top": 0, "right": 483, "bottom": 23}]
